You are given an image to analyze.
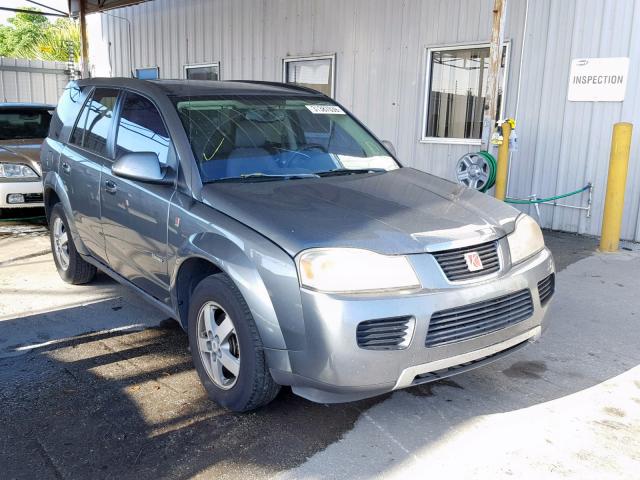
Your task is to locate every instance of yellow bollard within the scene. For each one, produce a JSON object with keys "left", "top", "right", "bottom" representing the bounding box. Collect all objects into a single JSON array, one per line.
[
  {"left": 494, "top": 121, "right": 511, "bottom": 201},
  {"left": 600, "top": 122, "right": 633, "bottom": 252}
]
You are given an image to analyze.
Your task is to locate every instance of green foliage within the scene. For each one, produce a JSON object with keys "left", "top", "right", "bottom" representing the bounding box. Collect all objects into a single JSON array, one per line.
[{"left": 0, "top": 8, "right": 80, "bottom": 62}]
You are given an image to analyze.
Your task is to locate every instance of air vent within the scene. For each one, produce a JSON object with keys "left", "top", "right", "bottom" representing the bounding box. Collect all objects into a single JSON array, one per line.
[
  {"left": 432, "top": 241, "right": 500, "bottom": 281},
  {"left": 426, "top": 289, "right": 534, "bottom": 348},
  {"left": 356, "top": 316, "right": 415, "bottom": 350},
  {"left": 538, "top": 274, "right": 555, "bottom": 306}
]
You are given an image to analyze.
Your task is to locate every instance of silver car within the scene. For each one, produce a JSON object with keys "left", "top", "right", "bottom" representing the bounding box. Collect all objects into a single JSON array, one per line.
[
  {"left": 41, "top": 78, "right": 555, "bottom": 412},
  {"left": 0, "top": 103, "right": 54, "bottom": 214}
]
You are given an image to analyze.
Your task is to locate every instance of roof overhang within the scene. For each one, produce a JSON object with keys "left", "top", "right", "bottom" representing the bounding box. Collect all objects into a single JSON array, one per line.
[{"left": 68, "top": 0, "right": 152, "bottom": 16}]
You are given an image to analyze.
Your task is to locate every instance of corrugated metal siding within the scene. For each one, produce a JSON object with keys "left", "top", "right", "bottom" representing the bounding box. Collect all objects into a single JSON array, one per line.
[
  {"left": 90, "top": 0, "right": 640, "bottom": 241},
  {"left": 511, "top": 0, "right": 640, "bottom": 241},
  {"left": 0, "top": 57, "right": 68, "bottom": 104}
]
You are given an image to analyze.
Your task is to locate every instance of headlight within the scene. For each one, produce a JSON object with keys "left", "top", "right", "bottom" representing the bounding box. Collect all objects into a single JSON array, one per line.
[
  {"left": 297, "top": 248, "right": 420, "bottom": 293},
  {"left": 0, "top": 163, "right": 39, "bottom": 178},
  {"left": 508, "top": 214, "right": 545, "bottom": 264}
]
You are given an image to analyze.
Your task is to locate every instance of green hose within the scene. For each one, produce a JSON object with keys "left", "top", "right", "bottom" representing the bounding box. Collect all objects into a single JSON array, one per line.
[
  {"left": 476, "top": 151, "right": 497, "bottom": 193},
  {"left": 458, "top": 151, "right": 590, "bottom": 205},
  {"left": 504, "top": 184, "right": 591, "bottom": 204}
]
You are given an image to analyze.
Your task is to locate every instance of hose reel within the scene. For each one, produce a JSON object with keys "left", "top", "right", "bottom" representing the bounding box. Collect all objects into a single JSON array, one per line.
[
  {"left": 455, "top": 151, "right": 593, "bottom": 216},
  {"left": 455, "top": 151, "right": 497, "bottom": 193}
]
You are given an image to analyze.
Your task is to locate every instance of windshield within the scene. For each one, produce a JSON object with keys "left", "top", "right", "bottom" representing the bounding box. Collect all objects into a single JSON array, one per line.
[
  {"left": 0, "top": 109, "right": 52, "bottom": 140},
  {"left": 174, "top": 95, "right": 399, "bottom": 182}
]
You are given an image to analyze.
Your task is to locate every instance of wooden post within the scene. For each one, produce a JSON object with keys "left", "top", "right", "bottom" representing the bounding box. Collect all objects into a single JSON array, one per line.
[
  {"left": 79, "top": 0, "right": 89, "bottom": 78},
  {"left": 482, "top": 0, "right": 507, "bottom": 150}
]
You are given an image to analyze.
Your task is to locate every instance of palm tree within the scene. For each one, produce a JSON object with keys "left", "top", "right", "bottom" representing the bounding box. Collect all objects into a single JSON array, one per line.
[{"left": 14, "top": 18, "right": 80, "bottom": 62}]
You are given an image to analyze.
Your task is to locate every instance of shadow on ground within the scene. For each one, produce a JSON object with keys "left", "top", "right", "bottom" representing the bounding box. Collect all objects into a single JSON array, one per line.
[
  {"left": 0, "top": 319, "right": 384, "bottom": 479},
  {"left": 3, "top": 231, "right": 638, "bottom": 479}
]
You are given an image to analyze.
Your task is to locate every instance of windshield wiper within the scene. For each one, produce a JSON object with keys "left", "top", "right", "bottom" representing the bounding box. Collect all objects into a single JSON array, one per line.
[
  {"left": 208, "top": 172, "right": 320, "bottom": 183},
  {"left": 315, "top": 168, "right": 386, "bottom": 177}
]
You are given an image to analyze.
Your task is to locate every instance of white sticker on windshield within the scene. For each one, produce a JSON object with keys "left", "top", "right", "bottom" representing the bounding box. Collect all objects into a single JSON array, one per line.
[{"left": 305, "top": 105, "right": 346, "bottom": 115}]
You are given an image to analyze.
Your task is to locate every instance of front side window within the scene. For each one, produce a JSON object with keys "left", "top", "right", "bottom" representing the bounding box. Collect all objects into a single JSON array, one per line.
[
  {"left": 424, "top": 45, "right": 508, "bottom": 141},
  {"left": 70, "top": 88, "right": 119, "bottom": 156},
  {"left": 174, "top": 95, "right": 398, "bottom": 182},
  {"left": 115, "top": 92, "right": 170, "bottom": 165},
  {"left": 284, "top": 55, "right": 335, "bottom": 97},
  {"left": 0, "top": 108, "right": 52, "bottom": 140},
  {"left": 185, "top": 63, "right": 220, "bottom": 81}
]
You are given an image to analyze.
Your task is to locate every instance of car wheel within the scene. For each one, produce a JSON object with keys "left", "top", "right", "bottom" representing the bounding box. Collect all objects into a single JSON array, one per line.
[
  {"left": 188, "top": 273, "right": 280, "bottom": 412},
  {"left": 49, "top": 203, "right": 96, "bottom": 284}
]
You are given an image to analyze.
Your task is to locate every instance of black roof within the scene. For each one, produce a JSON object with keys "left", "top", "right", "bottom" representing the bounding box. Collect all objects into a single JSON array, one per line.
[
  {"left": 75, "top": 77, "right": 323, "bottom": 97},
  {"left": 151, "top": 79, "right": 322, "bottom": 97}
]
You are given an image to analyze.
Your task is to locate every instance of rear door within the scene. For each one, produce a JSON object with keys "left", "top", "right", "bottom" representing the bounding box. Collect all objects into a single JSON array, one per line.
[
  {"left": 100, "top": 91, "right": 176, "bottom": 303},
  {"left": 59, "top": 87, "right": 120, "bottom": 263}
]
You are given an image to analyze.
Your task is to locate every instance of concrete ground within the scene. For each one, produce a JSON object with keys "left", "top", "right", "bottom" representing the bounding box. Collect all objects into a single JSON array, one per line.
[{"left": 1, "top": 211, "right": 639, "bottom": 479}]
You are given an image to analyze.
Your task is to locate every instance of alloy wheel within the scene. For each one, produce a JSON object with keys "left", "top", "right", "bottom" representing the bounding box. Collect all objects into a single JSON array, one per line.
[
  {"left": 196, "top": 301, "right": 241, "bottom": 390},
  {"left": 52, "top": 216, "right": 70, "bottom": 271}
]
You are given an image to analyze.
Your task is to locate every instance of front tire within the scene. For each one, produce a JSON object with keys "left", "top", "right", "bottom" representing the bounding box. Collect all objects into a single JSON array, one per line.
[
  {"left": 49, "top": 203, "right": 96, "bottom": 284},
  {"left": 188, "top": 273, "right": 280, "bottom": 412}
]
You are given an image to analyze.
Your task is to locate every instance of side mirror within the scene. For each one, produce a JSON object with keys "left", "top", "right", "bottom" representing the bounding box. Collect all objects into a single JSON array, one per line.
[
  {"left": 381, "top": 140, "right": 397, "bottom": 157},
  {"left": 112, "top": 152, "right": 172, "bottom": 184}
]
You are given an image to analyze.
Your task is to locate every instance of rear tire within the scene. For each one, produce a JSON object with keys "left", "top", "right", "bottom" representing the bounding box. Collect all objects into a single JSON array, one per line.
[
  {"left": 188, "top": 273, "right": 280, "bottom": 412},
  {"left": 49, "top": 203, "right": 96, "bottom": 284}
]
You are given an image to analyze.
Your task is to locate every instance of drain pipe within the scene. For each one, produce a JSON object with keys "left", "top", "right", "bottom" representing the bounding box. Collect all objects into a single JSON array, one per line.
[{"left": 507, "top": 0, "right": 529, "bottom": 197}]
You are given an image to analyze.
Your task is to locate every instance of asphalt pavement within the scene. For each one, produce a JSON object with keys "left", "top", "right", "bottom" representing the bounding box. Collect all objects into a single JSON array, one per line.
[{"left": 0, "top": 212, "right": 638, "bottom": 480}]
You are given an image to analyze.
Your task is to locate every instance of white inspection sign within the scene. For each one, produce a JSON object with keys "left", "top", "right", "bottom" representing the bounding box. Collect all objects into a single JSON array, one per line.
[{"left": 568, "top": 57, "right": 629, "bottom": 102}]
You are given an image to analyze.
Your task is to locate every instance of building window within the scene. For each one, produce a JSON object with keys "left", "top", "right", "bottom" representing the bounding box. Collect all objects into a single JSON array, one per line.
[
  {"left": 283, "top": 54, "right": 335, "bottom": 97},
  {"left": 135, "top": 67, "right": 159, "bottom": 80},
  {"left": 184, "top": 63, "right": 220, "bottom": 81},
  {"left": 423, "top": 44, "right": 508, "bottom": 143}
]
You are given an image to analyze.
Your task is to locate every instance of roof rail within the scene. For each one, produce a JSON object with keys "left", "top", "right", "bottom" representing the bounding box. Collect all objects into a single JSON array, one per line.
[{"left": 228, "top": 80, "right": 325, "bottom": 96}]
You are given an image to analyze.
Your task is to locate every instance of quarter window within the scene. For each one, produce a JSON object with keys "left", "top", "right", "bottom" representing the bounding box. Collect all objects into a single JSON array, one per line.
[
  {"left": 49, "top": 85, "right": 83, "bottom": 140},
  {"left": 283, "top": 55, "right": 335, "bottom": 97},
  {"left": 185, "top": 63, "right": 220, "bottom": 80},
  {"left": 115, "top": 92, "right": 170, "bottom": 165},
  {"left": 423, "top": 45, "right": 508, "bottom": 142},
  {"left": 70, "top": 88, "right": 119, "bottom": 156}
]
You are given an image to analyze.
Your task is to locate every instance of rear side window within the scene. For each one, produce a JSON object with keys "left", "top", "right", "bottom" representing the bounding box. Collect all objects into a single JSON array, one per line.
[
  {"left": 115, "top": 92, "right": 170, "bottom": 165},
  {"left": 70, "top": 88, "right": 119, "bottom": 156}
]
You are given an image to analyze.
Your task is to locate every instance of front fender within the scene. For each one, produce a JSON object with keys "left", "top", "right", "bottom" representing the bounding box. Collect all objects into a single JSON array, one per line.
[{"left": 168, "top": 196, "right": 306, "bottom": 351}]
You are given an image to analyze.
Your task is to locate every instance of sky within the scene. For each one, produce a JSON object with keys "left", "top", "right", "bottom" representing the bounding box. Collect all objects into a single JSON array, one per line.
[{"left": 0, "top": 0, "right": 69, "bottom": 25}]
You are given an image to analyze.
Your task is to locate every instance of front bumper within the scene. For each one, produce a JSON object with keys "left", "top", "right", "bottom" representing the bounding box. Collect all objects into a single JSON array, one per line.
[
  {"left": 271, "top": 245, "right": 555, "bottom": 403},
  {"left": 0, "top": 179, "right": 44, "bottom": 208}
]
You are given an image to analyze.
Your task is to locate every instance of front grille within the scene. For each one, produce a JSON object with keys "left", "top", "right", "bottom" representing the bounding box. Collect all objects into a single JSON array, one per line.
[
  {"left": 356, "top": 316, "right": 414, "bottom": 350},
  {"left": 432, "top": 240, "right": 500, "bottom": 281},
  {"left": 24, "top": 193, "right": 43, "bottom": 203},
  {"left": 538, "top": 274, "right": 555, "bottom": 306},
  {"left": 425, "top": 289, "right": 534, "bottom": 348}
]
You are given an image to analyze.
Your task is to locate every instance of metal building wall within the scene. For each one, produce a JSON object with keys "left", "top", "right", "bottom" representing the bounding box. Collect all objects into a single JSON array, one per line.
[
  {"left": 0, "top": 57, "right": 68, "bottom": 104},
  {"left": 90, "top": 0, "right": 640, "bottom": 241}
]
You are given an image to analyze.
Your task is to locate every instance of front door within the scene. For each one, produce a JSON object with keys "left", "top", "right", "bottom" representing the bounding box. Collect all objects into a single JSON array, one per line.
[{"left": 100, "top": 91, "right": 175, "bottom": 303}]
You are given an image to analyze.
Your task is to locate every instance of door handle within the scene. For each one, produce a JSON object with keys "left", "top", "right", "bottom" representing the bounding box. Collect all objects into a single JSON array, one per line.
[
  {"left": 61, "top": 161, "right": 71, "bottom": 174},
  {"left": 104, "top": 179, "right": 118, "bottom": 194}
]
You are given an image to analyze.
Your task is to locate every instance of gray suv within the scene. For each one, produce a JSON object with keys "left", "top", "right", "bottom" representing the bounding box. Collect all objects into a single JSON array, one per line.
[{"left": 41, "top": 78, "right": 555, "bottom": 412}]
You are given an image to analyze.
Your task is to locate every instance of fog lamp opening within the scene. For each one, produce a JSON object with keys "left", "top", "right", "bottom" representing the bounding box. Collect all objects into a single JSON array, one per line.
[{"left": 7, "top": 193, "right": 25, "bottom": 204}]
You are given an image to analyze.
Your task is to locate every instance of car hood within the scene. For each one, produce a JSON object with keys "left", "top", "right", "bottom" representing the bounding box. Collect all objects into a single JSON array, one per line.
[
  {"left": 0, "top": 138, "right": 43, "bottom": 175},
  {"left": 200, "top": 168, "right": 521, "bottom": 256}
]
